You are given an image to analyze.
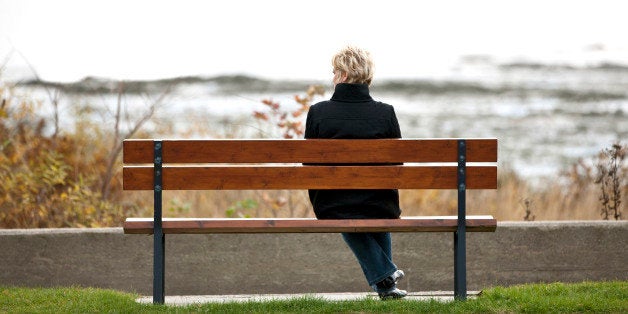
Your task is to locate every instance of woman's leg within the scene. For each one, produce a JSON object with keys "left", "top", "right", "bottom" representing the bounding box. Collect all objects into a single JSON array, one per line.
[
  {"left": 341, "top": 232, "right": 397, "bottom": 286},
  {"left": 371, "top": 232, "right": 392, "bottom": 260}
]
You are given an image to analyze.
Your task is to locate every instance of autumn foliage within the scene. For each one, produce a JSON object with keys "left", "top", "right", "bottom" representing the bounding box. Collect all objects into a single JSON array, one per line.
[
  {"left": 253, "top": 85, "right": 325, "bottom": 138},
  {"left": 0, "top": 84, "right": 137, "bottom": 227}
]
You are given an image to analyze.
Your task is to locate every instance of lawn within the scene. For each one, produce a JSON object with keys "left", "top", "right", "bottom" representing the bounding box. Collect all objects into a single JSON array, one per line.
[{"left": 1, "top": 281, "right": 626, "bottom": 313}]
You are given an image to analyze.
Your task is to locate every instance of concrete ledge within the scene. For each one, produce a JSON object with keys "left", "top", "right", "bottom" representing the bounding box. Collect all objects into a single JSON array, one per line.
[
  {"left": 136, "top": 291, "right": 480, "bottom": 305},
  {"left": 1, "top": 221, "right": 626, "bottom": 295}
]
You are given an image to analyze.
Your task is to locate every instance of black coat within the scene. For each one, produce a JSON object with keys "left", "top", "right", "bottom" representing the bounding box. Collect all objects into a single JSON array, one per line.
[{"left": 304, "top": 83, "right": 402, "bottom": 219}]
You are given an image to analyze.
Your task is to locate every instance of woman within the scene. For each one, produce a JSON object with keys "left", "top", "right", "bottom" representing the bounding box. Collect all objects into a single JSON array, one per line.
[{"left": 304, "top": 46, "right": 407, "bottom": 299}]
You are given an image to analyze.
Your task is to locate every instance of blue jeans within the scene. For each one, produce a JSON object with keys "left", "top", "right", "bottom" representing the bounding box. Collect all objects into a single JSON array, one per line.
[{"left": 341, "top": 232, "right": 398, "bottom": 289}]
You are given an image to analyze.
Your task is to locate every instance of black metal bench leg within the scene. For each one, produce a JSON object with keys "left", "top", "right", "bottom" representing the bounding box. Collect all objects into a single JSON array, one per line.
[
  {"left": 153, "top": 140, "right": 165, "bottom": 304},
  {"left": 154, "top": 229, "right": 165, "bottom": 304},
  {"left": 454, "top": 230, "right": 466, "bottom": 300},
  {"left": 454, "top": 139, "right": 467, "bottom": 300}
]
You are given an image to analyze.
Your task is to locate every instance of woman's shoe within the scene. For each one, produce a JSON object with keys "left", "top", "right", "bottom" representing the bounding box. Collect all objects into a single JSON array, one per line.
[
  {"left": 374, "top": 271, "right": 408, "bottom": 300},
  {"left": 378, "top": 287, "right": 408, "bottom": 300},
  {"left": 376, "top": 270, "right": 404, "bottom": 290},
  {"left": 392, "top": 269, "right": 404, "bottom": 284}
]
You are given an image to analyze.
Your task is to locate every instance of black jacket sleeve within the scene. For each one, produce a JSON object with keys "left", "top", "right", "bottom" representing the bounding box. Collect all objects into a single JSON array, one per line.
[
  {"left": 390, "top": 106, "right": 402, "bottom": 138},
  {"left": 304, "top": 105, "right": 317, "bottom": 139}
]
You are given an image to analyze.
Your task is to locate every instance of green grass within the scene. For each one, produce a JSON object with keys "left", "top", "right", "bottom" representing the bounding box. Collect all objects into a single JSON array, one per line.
[{"left": 1, "top": 281, "right": 626, "bottom": 313}]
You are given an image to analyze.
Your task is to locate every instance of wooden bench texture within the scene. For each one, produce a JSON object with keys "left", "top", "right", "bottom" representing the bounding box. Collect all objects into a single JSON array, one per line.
[
  {"left": 122, "top": 138, "right": 498, "bottom": 303},
  {"left": 124, "top": 216, "right": 497, "bottom": 234}
]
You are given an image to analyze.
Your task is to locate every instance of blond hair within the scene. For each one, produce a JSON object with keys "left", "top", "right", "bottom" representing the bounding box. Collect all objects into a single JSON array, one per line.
[{"left": 332, "top": 46, "right": 374, "bottom": 85}]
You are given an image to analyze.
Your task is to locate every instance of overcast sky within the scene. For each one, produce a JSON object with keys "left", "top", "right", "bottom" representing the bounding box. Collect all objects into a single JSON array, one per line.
[{"left": 1, "top": 0, "right": 627, "bottom": 82}]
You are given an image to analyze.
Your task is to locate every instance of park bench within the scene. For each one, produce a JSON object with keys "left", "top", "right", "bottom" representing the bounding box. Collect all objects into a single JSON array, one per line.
[{"left": 122, "top": 138, "right": 498, "bottom": 304}]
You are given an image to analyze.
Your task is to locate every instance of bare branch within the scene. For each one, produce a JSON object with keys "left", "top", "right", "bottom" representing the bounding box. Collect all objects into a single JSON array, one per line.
[
  {"left": 100, "top": 83, "right": 171, "bottom": 200},
  {"left": 15, "top": 50, "right": 63, "bottom": 138}
]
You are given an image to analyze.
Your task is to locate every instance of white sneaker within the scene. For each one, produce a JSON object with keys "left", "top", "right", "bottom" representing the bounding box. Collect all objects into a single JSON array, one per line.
[
  {"left": 392, "top": 269, "right": 405, "bottom": 284},
  {"left": 378, "top": 287, "right": 408, "bottom": 300}
]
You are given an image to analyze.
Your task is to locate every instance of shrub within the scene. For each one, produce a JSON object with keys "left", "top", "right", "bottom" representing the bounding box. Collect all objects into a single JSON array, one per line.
[
  {"left": 0, "top": 79, "right": 142, "bottom": 228},
  {"left": 595, "top": 142, "right": 626, "bottom": 220}
]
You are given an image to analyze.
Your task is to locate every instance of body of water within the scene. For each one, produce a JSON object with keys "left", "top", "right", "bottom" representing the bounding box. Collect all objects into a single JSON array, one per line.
[{"left": 7, "top": 57, "right": 628, "bottom": 180}]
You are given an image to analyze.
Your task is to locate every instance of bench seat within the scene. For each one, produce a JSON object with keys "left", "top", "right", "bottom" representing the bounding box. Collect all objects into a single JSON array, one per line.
[{"left": 124, "top": 215, "right": 497, "bottom": 234}]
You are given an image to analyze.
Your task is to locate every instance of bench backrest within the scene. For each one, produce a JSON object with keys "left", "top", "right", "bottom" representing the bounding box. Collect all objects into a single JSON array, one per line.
[{"left": 122, "top": 139, "right": 497, "bottom": 191}]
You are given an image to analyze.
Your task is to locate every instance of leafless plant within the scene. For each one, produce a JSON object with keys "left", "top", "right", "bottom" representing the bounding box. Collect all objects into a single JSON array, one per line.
[
  {"left": 595, "top": 142, "right": 626, "bottom": 220},
  {"left": 100, "top": 81, "right": 171, "bottom": 200},
  {"left": 520, "top": 197, "right": 536, "bottom": 221},
  {"left": 0, "top": 52, "right": 12, "bottom": 76},
  {"left": 16, "top": 51, "right": 62, "bottom": 139}
]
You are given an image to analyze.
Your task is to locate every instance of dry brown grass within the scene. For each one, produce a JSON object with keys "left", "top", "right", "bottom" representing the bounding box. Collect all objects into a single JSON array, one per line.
[
  {"left": 122, "top": 163, "right": 623, "bottom": 222},
  {"left": 123, "top": 121, "right": 625, "bottom": 222}
]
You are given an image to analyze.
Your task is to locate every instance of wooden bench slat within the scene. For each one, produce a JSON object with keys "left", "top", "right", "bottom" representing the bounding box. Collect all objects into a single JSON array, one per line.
[
  {"left": 123, "top": 139, "right": 498, "bottom": 164},
  {"left": 123, "top": 216, "right": 497, "bottom": 234},
  {"left": 123, "top": 165, "right": 497, "bottom": 190}
]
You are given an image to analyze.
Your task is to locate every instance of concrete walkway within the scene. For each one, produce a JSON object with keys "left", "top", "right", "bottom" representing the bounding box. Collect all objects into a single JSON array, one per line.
[{"left": 136, "top": 291, "right": 479, "bottom": 305}]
